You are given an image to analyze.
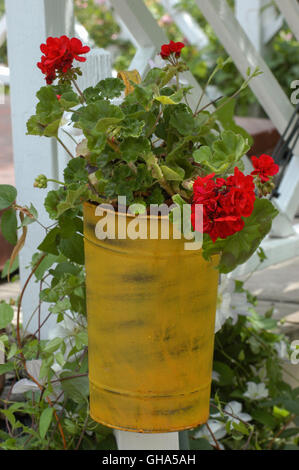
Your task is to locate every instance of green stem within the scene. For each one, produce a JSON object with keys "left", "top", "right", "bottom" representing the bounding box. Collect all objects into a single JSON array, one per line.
[
  {"left": 72, "top": 78, "right": 85, "bottom": 103},
  {"left": 62, "top": 128, "right": 78, "bottom": 145},
  {"left": 47, "top": 178, "right": 65, "bottom": 185},
  {"left": 57, "top": 137, "right": 75, "bottom": 159}
]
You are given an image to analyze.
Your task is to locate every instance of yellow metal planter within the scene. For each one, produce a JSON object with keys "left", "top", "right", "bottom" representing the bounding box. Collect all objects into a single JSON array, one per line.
[{"left": 83, "top": 202, "right": 219, "bottom": 433}]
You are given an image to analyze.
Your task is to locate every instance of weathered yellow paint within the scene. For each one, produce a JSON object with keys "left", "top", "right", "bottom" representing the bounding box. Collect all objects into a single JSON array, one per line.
[{"left": 83, "top": 202, "right": 219, "bottom": 433}]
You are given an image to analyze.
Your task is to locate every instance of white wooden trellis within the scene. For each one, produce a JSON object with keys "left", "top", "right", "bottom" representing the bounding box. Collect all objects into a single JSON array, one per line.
[
  {"left": 160, "top": 0, "right": 209, "bottom": 50},
  {"left": 274, "top": 0, "right": 299, "bottom": 43},
  {"left": 193, "top": 0, "right": 299, "bottom": 245},
  {"left": 236, "top": 0, "right": 283, "bottom": 53},
  {"left": 5, "top": 1, "right": 111, "bottom": 340},
  {"left": 5, "top": 0, "right": 73, "bottom": 339}
]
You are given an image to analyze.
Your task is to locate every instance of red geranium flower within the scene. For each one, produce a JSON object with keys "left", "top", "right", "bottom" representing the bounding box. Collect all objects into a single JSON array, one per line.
[
  {"left": 251, "top": 154, "right": 279, "bottom": 183},
  {"left": 160, "top": 41, "right": 185, "bottom": 59},
  {"left": 191, "top": 167, "right": 256, "bottom": 243},
  {"left": 37, "top": 36, "right": 90, "bottom": 84}
]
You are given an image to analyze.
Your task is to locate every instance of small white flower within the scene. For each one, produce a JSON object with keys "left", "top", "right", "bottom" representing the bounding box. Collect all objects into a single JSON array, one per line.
[
  {"left": 218, "top": 401, "right": 252, "bottom": 425},
  {"left": 12, "top": 359, "right": 63, "bottom": 402},
  {"left": 244, "top": 381, "right": 269, "bottom": 400},
  {"left": 48, "top": 315, "right": 86, "bottom": 341},
  {"left": 194, "top": 419, "right": 226, "bottom": 448},
  {"left": 12, "top": 359, "right": 44, "bottom": 394},
  {"left": 215, "top": 276, "right": 250, "bottom": 332},
  {"left": 212, "top": 371, "right": 220, "bottom": 382},
  {"left": 249, "top": 364, "right": 267, "bottom": 382},
  {"left": 274, "top": 340, "right": 289, "bottom": 360}
]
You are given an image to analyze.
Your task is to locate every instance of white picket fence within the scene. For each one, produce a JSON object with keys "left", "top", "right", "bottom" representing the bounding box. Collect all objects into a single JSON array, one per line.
[{"left": 4, "top": 0, "right": 299, "bottom": 450}]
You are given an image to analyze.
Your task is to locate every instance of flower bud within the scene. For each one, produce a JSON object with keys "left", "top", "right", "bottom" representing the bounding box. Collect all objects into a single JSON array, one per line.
[{"left": 34, "top": 174, "right": 48, "bottom": 189}]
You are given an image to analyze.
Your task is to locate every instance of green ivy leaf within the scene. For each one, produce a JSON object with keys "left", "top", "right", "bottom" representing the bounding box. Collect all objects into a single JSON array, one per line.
[
  {"left": 0, "top": 303, "right": 14, "bottom": 329},
  {"left": 59, "top": 233, "right": 85, "bottom": 265},
  {"left": 60, "top": 373, "right": 89, "bottom": 404},
  {"left": 39, "top": 408, "right": 54, "bottom": 439},
  {"left": 0, "top": 362, "right": 15, "bottom": 374},
  {"left": 0, "top": 185, "right": 17, "bottom": 210},
  {"left": 43, "top": 337, "right": 63, "bottom": 354},
  {"left": 1, "top": 209, "right": 17, "bottom": 245},
  {"left": 38, "top": 227, "right": 60, "bottom": 255}
]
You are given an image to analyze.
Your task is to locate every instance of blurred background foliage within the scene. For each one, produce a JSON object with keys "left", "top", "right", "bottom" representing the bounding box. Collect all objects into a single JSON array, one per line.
[
  {"left": 74, "top": 0, "right": 299, "bottom": 116},
  {"left": 0, "top": 0, "right": 298, "bottom": 116}
]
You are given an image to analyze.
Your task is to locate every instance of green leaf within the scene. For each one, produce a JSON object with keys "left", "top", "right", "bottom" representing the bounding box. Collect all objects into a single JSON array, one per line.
[
  {"left": 0, "top": 303, "right": 14, "bottom": 329},
  {"left": 26, "top": 86, "right": 64, "bottom": 138},
  {"left": 74, "top": 100, "right": 124, "bottom": 133},
  {"left": 214, "top": 98, "right": 253, "bottom": 146},
  {"left": 251, "top": 409, "right": 277, "bottom": 428},
  {"left": 161, "top": 165, "right": 184, "bottom": 181},
  {"left": 1, "top": 209, "right": 17, "bottom": 245},
  {"left": 155, "top": 95, "right": 177, "bottom": 105},
  {"left": 190, "top": 437, "right": 213, "bottom": 450},
  {"left": 193, "top": 130, "right": 250, "bottom": 175},
  {"left": 34, "top": 253, "right": 60, "bottom": 280},
  {"left": 60, "top": 373, "right": 89, "bottom": 404},
  {"left": 38, "top": 227, "right": 60, "bottom": 255},
  {"left": 44, "top": 188, "right": 67, "bottom": 220},
  {"left": 0, "top": 362, "right": 15, "bottom": 374},
  {"left": 0, "top": 185, "right": 17, "bottom": 210},
  {"left": 119, "top": 118, "right": 145, "bottom": 138},
  {"left": 43, "top": 337, "right": 63, "bottom": 354},
  {"left": 169, "top": 105, "right": 196, "bottom": 136},
  {"left": 95, "top": 77, "right": 125, "bottom": 100},
  {"left": 56, "top": 186, "right": 90, "bottom": 218},
  {"left": 64, "top": 158, "right": 88, "bottom": 184},
  {"left": 39, "top": 408, "right": 54, "bottom": 439},
  {"left": 120, "top": 137, "right": 151, "bottom": 163},
  {"left": 1, "top": 257, "right": 19, "bottom": 279},
  {"left": 248, "top": 309, "right": 277, "bottom": 331},
  {"left": 273, "top": 405, "right": 290, "bottom": 419},
  {"left": 59, "top": 233, "right": 85, "bottom": 265},
  {"left": 216, "top": 199, "right": 279, "bottom": 273},
  {"left": 213, "top": 361, "right": 235, "bottom": 386}
]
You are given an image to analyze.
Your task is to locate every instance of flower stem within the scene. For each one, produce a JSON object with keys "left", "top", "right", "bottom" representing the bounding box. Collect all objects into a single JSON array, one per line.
[
  {"left": 72, "top": 78, "right": 85, "bottom": 102},
  {"left": 57, "top": 136, "right": 75, "bottom": 159}
]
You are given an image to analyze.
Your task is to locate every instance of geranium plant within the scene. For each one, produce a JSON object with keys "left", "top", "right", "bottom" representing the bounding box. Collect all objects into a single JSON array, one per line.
[
  {"left": 25, "top": 37, "right": 279, "bottom": 273},
  {"left": 0, "top": 36, "right": 296, "bottom": 452}
]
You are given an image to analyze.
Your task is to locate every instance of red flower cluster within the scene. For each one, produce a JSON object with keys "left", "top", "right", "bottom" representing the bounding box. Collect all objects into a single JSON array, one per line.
[
  {"left": 251, "top": 154, "right": 279, "bottom": 183},
  {"left": 37, "top": 36, "right": 90, "bottom": 84},
  {"left": 191, "top": 167, "right": 256, "bottom": 242},
  {"left": 160, "top": 41, "right": 185, "bottom": 60}
]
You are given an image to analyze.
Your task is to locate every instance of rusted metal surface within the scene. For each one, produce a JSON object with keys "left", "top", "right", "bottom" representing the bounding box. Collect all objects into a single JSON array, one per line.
[{"left": 84, "top": 202, "right": 219, "bottom": 433}]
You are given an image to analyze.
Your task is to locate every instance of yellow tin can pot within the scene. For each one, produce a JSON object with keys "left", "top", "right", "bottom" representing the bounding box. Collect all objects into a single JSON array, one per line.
[{"left": 83, "top": 202, "right": 219, "bottom": 433}]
